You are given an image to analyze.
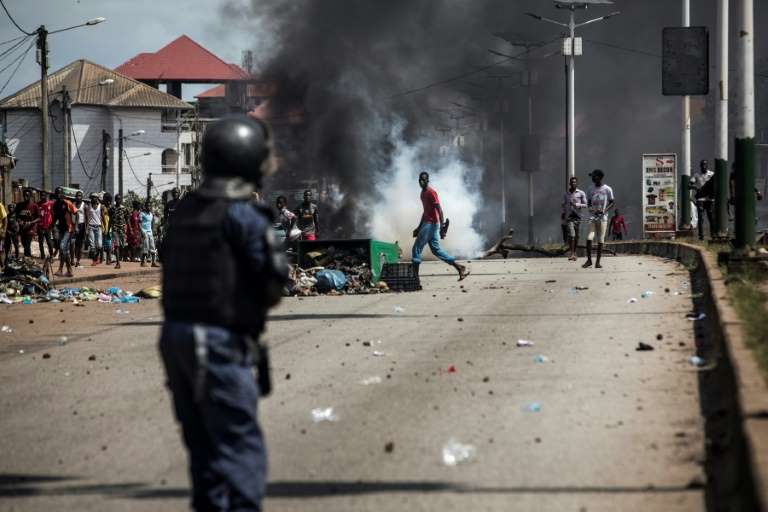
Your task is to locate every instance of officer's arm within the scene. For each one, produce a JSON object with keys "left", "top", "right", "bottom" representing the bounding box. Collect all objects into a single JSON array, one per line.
[{"left": 224, "top": 202, "right": 288, "bottom": 307}]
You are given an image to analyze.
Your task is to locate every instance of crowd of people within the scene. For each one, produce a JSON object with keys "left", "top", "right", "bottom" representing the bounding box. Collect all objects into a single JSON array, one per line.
[{"left": 0, "top": 187, "right": 178, "bottom": 276}]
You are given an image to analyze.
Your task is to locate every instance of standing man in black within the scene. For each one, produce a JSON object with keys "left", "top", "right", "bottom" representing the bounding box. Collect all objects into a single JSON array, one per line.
[
  {"left": 164, "top": 187, "right": 181, "bottom": 225},
  {"left": 690, "top": 159, "right": 715, "bottom": 240},
  {"left": 160, "top": 116, "right": 288, "bottom": 512},
  {"left": 295, "top": 189, "right": 319, "bottom": 240}
]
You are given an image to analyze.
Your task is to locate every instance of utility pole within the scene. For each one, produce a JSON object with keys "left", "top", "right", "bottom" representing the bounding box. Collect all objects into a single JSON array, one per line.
[
  {"left": 714, "top": 0, "right": 729, "bottom": 238},
  {"left": 36, "top": 25, "right": 49, "bottom": 191},
  {"left": 526, "top": 48, "right": 535, "bottom": 246},
  {"left": 146, "top": 172, "right": 153, "bottom": 201},
  {"left": 118, "top": 128, "right": 123, "bottom": 197},
  {"left": 680, "top": 0, "right": 693, "bottom": 230},
  {"left": 500, "top": 115, "right": 506, "bottom": 237},
  {"left": 62, "top": 86, "right": 71, "bottom": 187},
  {"left": 101, "top": 130, "right": 109, "bottom": 192},
  {"left": 734, "top": 0, "right": 756, "bottom": 249}
]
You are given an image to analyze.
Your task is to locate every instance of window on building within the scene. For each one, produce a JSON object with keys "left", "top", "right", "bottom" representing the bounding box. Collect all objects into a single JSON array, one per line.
[
  {"left": 161, "top": 148, "right": 178, "bottom": 173},
  {"left": 161, "top": 110, "right": 178, "bottom": 132}
]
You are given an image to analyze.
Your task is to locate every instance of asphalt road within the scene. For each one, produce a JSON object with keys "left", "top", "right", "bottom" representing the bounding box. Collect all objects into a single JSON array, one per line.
[{"left": 0, "top": 256, "right": 706, "bottom": 511}]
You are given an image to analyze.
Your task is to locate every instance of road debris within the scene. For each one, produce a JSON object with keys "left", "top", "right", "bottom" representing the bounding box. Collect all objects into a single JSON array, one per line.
[
  {"left": 636, "top": 342, "right": 654, "bottom": 351},
  {"left": 533, "top": 355, "right": 549, "bottom": 363},
  {"left": 1, "top": 325, "right": 12, "bottom": 333},
  {"left": 640, "top": 291, "right": 655, "bottom": 299},
  {"left": 524, "top": 402, "right": 542, "bottom": 412},
  {"left": 372, "top": 350, "right": 385, "bottom": 357},
  {"left": 627, "top": 298, "right": 638, "bottom": 303},
  {"left": 516, "top": 339, "right": 534, "bottom": 347},
  {"left": 442, "top": 438, "right": 476, "bottom": 466},
  {"left": 686, "top": 312, "right": 706, "bottom": 321},
  {"left": 360, "top": 376, "right": 383, "bottom": 385},
  {"left": 690, "top": 356, "right": 705, "bottom": 367},
  {"left": 311, "top": 407, "right": 338, "bottom": 423},
  {"left": 394, "top": 306, "right": 405, "bottom": 313},
  {"left": 384, "top": 441, "right": 395, "bottom": 453}
]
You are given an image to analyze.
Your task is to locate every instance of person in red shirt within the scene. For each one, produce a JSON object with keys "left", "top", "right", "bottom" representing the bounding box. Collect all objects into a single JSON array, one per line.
[
  {"left": 37, "top": 190, "right": 55, "bottom": 259},
  {"left": 15, "top": 188, "right": 39, "bottom": 258},
  {"left": 609, "top": 209, "right": 627, "bottom": 240},
  {"left": 411, "top": 171, "right": 469, "bottom": 281}
]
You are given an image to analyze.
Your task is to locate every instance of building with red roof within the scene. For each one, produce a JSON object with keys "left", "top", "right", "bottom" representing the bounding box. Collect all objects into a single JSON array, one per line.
[{"left": 115, "top": 35, "right": 251, "bottom": 101}]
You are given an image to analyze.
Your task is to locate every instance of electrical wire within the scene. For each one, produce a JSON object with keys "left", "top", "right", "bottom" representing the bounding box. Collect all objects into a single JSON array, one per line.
[
  {"left": 0, "top": 37, "right": 34, "bottom": 97},
  {"left": 0, "top": 34, "right": 24, "bottom": 47},
  {"left": 584, "top": 38, "right": 768, "bottom": 80},
  {"left": 0, "top": 0, "right": 32, "bottom": 35},
  {"left": 71, "top": 122, "right": 96, "bottom": 179},
  {"left": 0, "top": 33, "right": 31, "bottom": 62},
  {"left": 389, "top": 37, "right": 560, "bottom": 99},
  {"left": 123, "top": 149, "right": 147, "bottom": 187}
]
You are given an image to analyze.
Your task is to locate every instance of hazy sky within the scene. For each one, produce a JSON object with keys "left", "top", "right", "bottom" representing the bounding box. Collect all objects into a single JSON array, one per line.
[{"left": 0, "top": 0, "right": 252, "bottom": 100}]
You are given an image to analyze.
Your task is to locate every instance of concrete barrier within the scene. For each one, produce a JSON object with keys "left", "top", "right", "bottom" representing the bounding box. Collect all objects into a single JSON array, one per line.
[{"left": 609, "top": 241, "right": 768, "bottom": 511}]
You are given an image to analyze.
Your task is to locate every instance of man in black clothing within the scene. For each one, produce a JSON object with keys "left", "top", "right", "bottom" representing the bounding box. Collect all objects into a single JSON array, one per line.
[{"left": 690, "top": 159, "right": 715, "bottom": 240}]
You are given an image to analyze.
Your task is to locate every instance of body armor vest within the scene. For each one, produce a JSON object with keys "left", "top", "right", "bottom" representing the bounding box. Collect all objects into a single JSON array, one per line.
[{"left": 162, "top": 193, "right": 271, "bottom": 334}]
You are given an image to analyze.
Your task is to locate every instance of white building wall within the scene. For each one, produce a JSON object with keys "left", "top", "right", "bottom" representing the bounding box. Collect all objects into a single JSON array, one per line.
[
  {"left": 70, "top": 106, "right": 111, "bottom": 195},
  {"left": 110, "top": 108, "right": 190, "bottom": 198},
  {"left": 4, "top": 110, "right": 42, "bottom": 188},
  {"left": 4, "top": 106, "right": 190, "bottom": 197}
]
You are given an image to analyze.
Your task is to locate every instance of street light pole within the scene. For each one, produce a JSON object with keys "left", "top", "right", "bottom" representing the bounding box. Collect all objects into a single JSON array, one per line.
[
  {"left": 734, "top": 0, "right": 756, "bottom": 249},
  {"left": 526, "top": 4, "right": 620, "bottom": 188},
  {"left": 714, "top": 0, "right": 729, "bottom": 238},
  {"left": 680, "top": 0, "right": 692, "bottom": 230},
  {"left": 567, "top": 11, "right": 576, "bottom": 180}
]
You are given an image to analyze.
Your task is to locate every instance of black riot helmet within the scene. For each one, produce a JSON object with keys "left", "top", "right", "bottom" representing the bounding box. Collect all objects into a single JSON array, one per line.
[{"left": 200, "top": 116, "right": 275, "bottom": 185}]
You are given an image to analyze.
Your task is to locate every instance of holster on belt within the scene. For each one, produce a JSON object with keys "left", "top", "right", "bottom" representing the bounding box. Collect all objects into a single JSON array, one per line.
[{"left": 246, "top": 335, "right": 272, "bottom": 397}]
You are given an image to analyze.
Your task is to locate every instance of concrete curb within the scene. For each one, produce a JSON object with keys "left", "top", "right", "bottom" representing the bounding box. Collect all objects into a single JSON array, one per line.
[
  {"left": 609, "top": 240, "right": 768, "bottom": 510},
  {"left": 49, "top": 268, "right": 161, "bottom": 287}
]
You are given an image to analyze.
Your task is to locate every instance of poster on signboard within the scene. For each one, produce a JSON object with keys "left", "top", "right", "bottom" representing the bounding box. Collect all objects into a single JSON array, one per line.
[{"left": 642, "top": 153, "right": 677, "bottom": 237}]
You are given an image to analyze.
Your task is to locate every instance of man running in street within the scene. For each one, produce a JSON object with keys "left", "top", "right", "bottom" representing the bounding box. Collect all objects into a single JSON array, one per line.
[
  {"left": 583, "top": 169, "right": 615, "bottom": 269},
  {"left": 411, "top": 171, "right": 469, "bottom": 281},
  {"left": 295, "top": 189, "right": 319, "bottom": 240},
  {"left": 562, "top": 176, "right": 587, "bottom": 261}
]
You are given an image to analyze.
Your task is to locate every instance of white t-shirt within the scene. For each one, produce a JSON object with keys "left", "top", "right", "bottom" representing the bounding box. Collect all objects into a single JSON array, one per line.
[
  {"left": 86, "top": 204, "right": 102, "bottom": 227},
  {"left": 75, "top": 201, "right": 85, "bottom": 225},
  {"left": 587, "top": 184, "right": 615, "bottom": 221}
]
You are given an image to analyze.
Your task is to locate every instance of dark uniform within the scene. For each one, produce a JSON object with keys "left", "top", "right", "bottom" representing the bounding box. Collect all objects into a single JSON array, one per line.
[{"left": 160, "top": 116, "right": 286, "bottom": 512}]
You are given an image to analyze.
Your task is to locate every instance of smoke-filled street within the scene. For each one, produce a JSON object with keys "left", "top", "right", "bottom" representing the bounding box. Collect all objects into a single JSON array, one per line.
[{"left": 1, "top": 257, "right": 706, "bottom": 511}]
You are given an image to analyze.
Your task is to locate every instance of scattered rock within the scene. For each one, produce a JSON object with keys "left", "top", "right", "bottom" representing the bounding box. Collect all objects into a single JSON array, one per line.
[
  {"left": 285, "top": 373, "right": 291, "bottom": 380},
  {"left": 88, "top": 355, "right": 96, "bottom": 361},
  {"left": 482, "top": 376, "right": 490, "bottom": 383},
  {"left": 656, "top": 334, "right": 664, "bottom": 341},
  {"left": 636, "top": 342, "right": 654, "bottom": 351},
  {"left": 42, "top": 353, "right": 51, "bottom": 359},
  {"left": 457, "top": 317, "right": 464, "bottom": 322},
  {"left": 384, "top": 441, "right": 395, "bottom": 453},
  {"left": 28, "top": 319, "right": 34, "bottom": 324}
]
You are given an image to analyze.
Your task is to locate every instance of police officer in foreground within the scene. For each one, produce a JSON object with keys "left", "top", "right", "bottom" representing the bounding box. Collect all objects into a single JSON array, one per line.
[{"left": 160, "top": 116, "right": 288, "bottom": 511}]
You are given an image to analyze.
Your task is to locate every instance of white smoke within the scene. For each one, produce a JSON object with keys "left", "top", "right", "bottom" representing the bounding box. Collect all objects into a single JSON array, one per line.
[{"left": 367, "top": 126, "right": 486, "bottom": 260}]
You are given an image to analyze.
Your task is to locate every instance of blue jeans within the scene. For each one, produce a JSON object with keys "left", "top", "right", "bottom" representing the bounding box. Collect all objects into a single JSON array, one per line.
[
  {"left": 87, "top": 225, "right": 102, "bottom": 255},
  {"left": 159, "top": 322, "right": 266, "bottom": 512},
  {"left": 58, "top": 229, "right": 72, "bottom": 254},
  {"left": 411, "top": 222, "right": 455, "bottom": 265}
]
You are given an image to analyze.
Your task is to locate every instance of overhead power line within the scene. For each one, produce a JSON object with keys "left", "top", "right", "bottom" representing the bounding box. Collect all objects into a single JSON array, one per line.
[
  {"left": 389, "top": 37, "right": 560, "bottom": 100},
  {"left": 0, "top": 0, "right": 32, "bottom": 35},
  {"left": 0, "top": 37, "right": 33, "bottom": 97}
]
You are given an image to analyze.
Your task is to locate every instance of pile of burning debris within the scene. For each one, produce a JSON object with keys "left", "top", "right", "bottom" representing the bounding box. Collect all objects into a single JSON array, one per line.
[{"left": 288, "top": 245, "right": 390, "bottom": 296}]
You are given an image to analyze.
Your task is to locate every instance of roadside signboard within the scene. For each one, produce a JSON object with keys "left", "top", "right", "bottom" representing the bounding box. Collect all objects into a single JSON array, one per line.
[{"left": 642, "top": 153, "right": 677, "bottom": 238}]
